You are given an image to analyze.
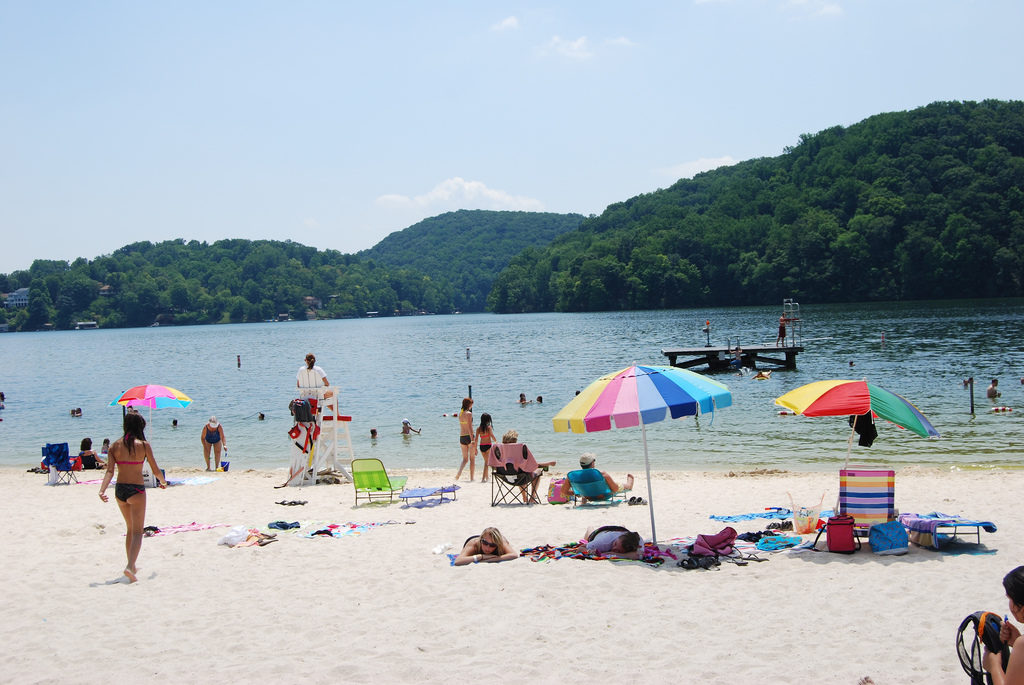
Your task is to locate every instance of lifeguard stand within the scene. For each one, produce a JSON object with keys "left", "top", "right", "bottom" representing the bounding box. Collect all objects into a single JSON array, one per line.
[
  {"left": 782, "top": 298, "right": 802, "bottom": 347},
  {"left": 317, "top": 397, "right": 353, "bottom": 482},
  {"left": 287, "top": 389, "right": 354, "bottom": 487}
]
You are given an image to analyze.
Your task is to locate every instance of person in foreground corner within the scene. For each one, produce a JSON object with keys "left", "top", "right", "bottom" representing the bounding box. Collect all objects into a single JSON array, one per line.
[
  {"left": 453, "top": 527, "right": 518, "bottom": 565},
  {"left": 98, "top": 412, "right": 167, "bottom": 583},
  {"left": 985, "top": 566, "right": 1024, "bottom": 684},
  {"left": 583, "top": 525, "right": 643, "bottom": 560}
]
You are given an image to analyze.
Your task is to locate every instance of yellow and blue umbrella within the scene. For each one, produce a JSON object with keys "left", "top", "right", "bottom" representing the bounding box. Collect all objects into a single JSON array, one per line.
[{"left": 553, "top": 364, "right": 732, "bottom": 543}]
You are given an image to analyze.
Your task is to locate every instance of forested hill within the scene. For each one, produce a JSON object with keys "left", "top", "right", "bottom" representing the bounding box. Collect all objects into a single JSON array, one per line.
[
  {"left": 0, "top": 210, "right": 581, "bottom": 331},
  {"left": 488, "top": 100, "right": 1024, "bottom": 313},
  {"left": 359, "top": 209, "right": 583, "bottom": 312}
]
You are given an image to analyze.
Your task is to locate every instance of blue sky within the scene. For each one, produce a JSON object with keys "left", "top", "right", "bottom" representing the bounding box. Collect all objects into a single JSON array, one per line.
[{"left": 2, "top": 1, "right": 1023, "bottom": 274}]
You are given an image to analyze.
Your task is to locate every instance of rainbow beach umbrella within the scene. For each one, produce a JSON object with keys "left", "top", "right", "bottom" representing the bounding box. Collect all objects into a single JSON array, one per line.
[
  {"left": 109, "top": 384, "right": 194, "bottom": 411},
  {"left": 774, "top": 379, "right": 938, "bottom": 466},
  {"left": 553, "top": 364, "right": 732, "bottom": 543}
]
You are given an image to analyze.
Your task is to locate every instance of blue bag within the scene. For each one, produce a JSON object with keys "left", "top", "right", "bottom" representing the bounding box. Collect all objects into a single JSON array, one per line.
[{"left": 868, "top": 520, "right": 909, "bottom": 555}]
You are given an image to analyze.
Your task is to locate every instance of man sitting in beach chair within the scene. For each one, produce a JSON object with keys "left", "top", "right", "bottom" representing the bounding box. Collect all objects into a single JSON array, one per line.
[
  {"left": 487, "top": 430, "right": 554, "bottom": 506},
  {"left": 561, "top": 453, "right": 633, "bottom": 505}
]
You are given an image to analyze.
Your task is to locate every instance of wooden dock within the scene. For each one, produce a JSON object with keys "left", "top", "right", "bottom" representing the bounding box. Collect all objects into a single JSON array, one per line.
[{"left": 662, "top": 344, "right": 803, "bottom": 371}]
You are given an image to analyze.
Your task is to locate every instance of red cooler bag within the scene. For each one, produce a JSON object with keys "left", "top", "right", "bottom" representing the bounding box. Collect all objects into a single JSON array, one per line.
[{"left": 824, "top": 514, "right": 861, "bottom": 553}]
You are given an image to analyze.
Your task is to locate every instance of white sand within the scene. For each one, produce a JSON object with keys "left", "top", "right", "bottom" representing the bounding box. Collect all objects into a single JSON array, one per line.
[{"left": 4, "top": 464, "right": 1019, "bottom": 684}]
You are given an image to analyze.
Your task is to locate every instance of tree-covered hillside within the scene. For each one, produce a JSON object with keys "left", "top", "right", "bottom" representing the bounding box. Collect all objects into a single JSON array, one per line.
[
  {"left": 0, "top": 210, "right": 582, "bottom": 331},
  {"left": 489, "top": 100, "right": 1024, "bottom": 312},
  {"left": 359, "top": 209, "right": 583, "bottom": 312}
]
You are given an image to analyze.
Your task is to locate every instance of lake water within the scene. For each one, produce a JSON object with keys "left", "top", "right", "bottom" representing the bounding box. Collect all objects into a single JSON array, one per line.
[{"left": 2, "top": 300, "right": 1022, "bottom": 473}]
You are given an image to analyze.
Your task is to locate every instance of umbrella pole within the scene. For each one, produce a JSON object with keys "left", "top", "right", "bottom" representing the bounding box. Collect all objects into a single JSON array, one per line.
[
  {"left": 639, "top": 419, "right": 657, "bottom": 544},
  {"left": 845, "top": 423, "right": 855, "bottom": 469}
]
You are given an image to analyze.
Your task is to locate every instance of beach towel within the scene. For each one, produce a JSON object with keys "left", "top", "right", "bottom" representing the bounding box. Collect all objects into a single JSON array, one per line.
[
  {"left": 141, "top": 522, "right": 230, "bottom": 537},
  {"left": 302, "top": 521, "right": 405, "bottom": 538},
  {"left": 517, "top": 542, "right": 665, "bottom": 567}
]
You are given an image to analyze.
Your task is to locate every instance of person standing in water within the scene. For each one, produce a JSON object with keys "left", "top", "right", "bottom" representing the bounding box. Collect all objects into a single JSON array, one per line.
[
  {"left": 200, "top": 416, "right": 226, "bottom": 471},
  {"left": 98, "top": 412, "right": 166, "bottom": 583},
  {"left": 455, "top": 397, "right": 476, "bottom": 481},
  {"left": 475, "top": 412, "right": 496, "bottom": 483}
]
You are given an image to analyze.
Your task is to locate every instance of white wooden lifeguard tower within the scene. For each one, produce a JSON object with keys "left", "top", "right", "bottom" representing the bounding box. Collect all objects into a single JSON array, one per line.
[{"left": 286, "top": 389, "right": 354, "bottom": 487}]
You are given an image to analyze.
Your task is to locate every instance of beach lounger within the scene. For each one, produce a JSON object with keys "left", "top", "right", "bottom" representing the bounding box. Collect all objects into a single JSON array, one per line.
[
  {"left": 898, "top": 512, "right": 997, "bottom": 549},
  {"left": 565, "top": 469, "right": 628, "bottom": 507},
  {"left": 42, "top": 442, "right": 77, "bottom": 485},
  {"left": 487, "top": 443, "right": 543, "bottom": 505},
  {"left": 398, "top": 485, "right": 459, "bottom": 506},
  {"left": 839, "top": 468, "right": 895, "bottom": 537},
  {"left": 351, "top": 458, "right": 408, "bottom": 504}
]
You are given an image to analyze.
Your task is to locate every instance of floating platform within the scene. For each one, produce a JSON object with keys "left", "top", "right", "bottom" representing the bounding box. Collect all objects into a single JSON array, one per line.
[{"left": 662, "top": 344, "right": 803, "bottom": 371}]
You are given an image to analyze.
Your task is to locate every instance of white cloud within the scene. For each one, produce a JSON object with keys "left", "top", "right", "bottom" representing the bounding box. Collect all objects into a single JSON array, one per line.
[
  {"left": 657, "top": 156, "right": 738, "bottom": 180},
  {"left": 303, "top": 218, "right": 320, "bottom": 228},
  {"left": 491, "top": 16, "right": 519, "bottom": 31},
  {"left": 605, "top": 36, "right": 635, "bottom": 48},
  {"left": 538, "top": 35, "right": 594, "bottom": 61},
  {"left": 376, "top": 177, "right": 544, "bottom": 213},
  {"left": 783, "top": 0, "right": 844, "bottom": 17}
]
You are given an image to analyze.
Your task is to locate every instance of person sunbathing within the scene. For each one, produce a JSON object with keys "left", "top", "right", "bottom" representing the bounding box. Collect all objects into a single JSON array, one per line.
[
  {"left": 560, "top": 453, "right": 634, "bottom": 504},
  {"left": 496, "top": 429, "right": 555, "bottom": 503},
  {"left": 985, "top": 566, "right": 1024, "bottom": 684},
  {"left": 583, "top": 525, "right": 643, "bottom": 560},
  {"left": 453, "top": 527, "right": 519, "bottom": 565}
]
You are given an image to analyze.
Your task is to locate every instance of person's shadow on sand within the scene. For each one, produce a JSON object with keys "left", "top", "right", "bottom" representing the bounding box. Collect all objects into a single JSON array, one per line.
[{"left": 90, "top": 571, "right": 156, "bottom": 586}]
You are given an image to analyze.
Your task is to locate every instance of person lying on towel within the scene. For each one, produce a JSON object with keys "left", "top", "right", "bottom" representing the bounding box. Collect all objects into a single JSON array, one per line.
[
  {"left": 584, "top": 525, "right": 642, "bottom": 560},
  {"left": 453, "top": 527, "right": 519, "bottom": 566}
]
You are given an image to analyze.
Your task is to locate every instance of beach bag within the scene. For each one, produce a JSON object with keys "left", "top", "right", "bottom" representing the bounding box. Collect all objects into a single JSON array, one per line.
[
  {"left": 821, "top": 514, "right": 860, "bottom": 553},
  {"left": 547, "top": 478, "right": 568, "bottom": 504},
  {"left": 691, "top": 527, "right": 737, "bottom": 557},
  {"left": 289, "top": 398, "right": 315, "bottom": 423},
  {"left": 956, "top": 611, "right": 1009, "bottom": 685},
  {"left": 868, "top": 520, "right": 909, "bottom": 555}
]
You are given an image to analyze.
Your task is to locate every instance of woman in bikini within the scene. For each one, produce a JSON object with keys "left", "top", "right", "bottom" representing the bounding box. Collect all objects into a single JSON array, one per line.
[
  {"left": 98, "top": 412, "right": 167, "bottom": 583},
  {"left": 453, "top": 527, "right": 518, "bottom": 565},
  {"left": 454, "top": 397, "right": 476, "bottom": 482},
  {"left": 475, "top": 413, "right": 496, "bottom": 483}
]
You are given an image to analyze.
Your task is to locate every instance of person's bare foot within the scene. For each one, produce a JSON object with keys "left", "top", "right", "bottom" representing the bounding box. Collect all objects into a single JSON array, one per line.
[
  {"left": 123, "top": 568, "right": 137, "bottom": 583},
  {"left": 858, "top": 678, "right": 875, "bottom": 685}
]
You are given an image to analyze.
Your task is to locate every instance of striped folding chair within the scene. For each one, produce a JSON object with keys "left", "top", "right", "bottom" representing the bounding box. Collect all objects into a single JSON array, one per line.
[{"left": 839, "top": 469, "right": 895, "bottom": 537}]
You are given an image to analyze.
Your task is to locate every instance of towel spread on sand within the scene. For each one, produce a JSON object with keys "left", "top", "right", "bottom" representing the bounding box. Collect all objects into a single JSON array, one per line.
[
  {"left": 516, "top": 542, "right": 665, "bottom": 566},
  {"left": 303, "top": 521, "right": 404, "bottom": 538},
  {"left": 144, "top": 522, "right": 230, "bottom": 536},
  {"left": 710, "top": 508, "right": 792, "bottom": 522}
]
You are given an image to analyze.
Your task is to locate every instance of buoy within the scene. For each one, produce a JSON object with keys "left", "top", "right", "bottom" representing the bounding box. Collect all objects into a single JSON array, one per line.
[
  {"left": 778, "top": 410, "right": 791, "bottom": 415},
  {"left": 992, "top": 406, "right": 1013, "bottom": 413}
]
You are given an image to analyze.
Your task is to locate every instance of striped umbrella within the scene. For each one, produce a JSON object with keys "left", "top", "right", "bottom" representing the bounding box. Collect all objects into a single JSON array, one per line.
[
  {"left": 775, "top": 379, "right": 938, "bottom": 466},
  {"left": 110, "top": 384, "right": 194, "bottom": 410},
  {"left": 553, "top": 364, "right": 732, "bottom": 543}
]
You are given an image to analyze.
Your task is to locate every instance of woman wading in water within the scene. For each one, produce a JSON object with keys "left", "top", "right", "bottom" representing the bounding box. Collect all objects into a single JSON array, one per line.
[{"left": 98, "top": 412, "right": 166, "bottom": 583}]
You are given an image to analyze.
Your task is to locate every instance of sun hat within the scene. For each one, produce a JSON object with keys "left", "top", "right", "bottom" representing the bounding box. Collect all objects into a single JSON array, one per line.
[
  {"left": 208, "top": 416, "right": 219, "bottom": 427},
  {"left": 579, "top": 453, "right": 596, "bottom": 467},
  {"left": 402, "top": 419, "right": 410, "bottom": 425}
]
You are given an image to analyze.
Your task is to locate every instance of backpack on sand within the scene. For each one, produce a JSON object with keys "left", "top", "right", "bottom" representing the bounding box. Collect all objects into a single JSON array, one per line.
[
  {"left": 956, "top": 611, "right": 1009, "bottom": 685},
  {"left": 868, "top": 520, "right": 909, "bottom": 555}
]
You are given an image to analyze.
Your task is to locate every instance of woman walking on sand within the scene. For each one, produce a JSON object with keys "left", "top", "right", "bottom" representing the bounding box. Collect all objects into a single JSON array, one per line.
[
  {"left": 98, "top": 412, "right": 166, "bottom": 583},
  {"left": 455, "top": 397, "right": 476, "bottom": 481},
  {"left": 475, "top": 412, "right": 496, "bottom": 483}
]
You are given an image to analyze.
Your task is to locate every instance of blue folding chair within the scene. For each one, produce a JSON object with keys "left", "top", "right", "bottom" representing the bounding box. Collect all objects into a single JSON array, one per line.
[
  {"left": 565, "top": 468, "right": 628, "bottom": 507},
  {"left": 42, "top": 442, "right": 77, "bottom": 485}
]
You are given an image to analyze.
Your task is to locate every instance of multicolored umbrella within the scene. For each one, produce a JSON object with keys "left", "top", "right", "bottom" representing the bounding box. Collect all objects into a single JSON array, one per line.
[
  {"left": 553, "top": 364, "right": 732, "bottom": 543},
  {"left": 774, "top": 379, "right": 938, "bottom": 465},
  {"left": 109, "top": 385, "right": 194, "bottom": 410}
]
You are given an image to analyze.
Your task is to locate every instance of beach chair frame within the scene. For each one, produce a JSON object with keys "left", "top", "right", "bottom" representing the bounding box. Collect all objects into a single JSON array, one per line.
[{"left": 351, "top": 458, "right": 408, "bottom": 505}]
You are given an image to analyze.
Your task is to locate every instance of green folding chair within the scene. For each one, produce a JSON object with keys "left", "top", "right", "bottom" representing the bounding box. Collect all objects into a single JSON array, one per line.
[{"left": 351, "top": 458, "right": 408, "bottom": 505}]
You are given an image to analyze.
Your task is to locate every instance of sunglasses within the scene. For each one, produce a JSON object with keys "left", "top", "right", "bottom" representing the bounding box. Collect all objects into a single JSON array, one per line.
[{"left": 480, "top": 538, "right": 497, "bottom": 549}]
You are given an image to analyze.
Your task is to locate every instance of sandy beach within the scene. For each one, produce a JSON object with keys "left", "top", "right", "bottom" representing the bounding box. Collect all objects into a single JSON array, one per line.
[{"left": 4, "top": 464, "right": 1018, "bottom": 684}]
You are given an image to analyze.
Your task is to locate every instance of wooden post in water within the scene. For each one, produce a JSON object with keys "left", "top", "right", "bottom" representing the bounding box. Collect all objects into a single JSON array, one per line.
[
  {"left": 968, "top": 377, "right": 974, "bottom": 415},
  {"left": 468, "top": 384, "right": 472, "bottom": 399}
]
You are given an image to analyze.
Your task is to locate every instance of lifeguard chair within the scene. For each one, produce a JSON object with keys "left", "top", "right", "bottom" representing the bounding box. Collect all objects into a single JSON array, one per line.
[
  {"left": 285, "top": 388, "right": 354, "bottom": 487},
  {"left": 782, "top": 298, "right": 802, "bottom": 347}
]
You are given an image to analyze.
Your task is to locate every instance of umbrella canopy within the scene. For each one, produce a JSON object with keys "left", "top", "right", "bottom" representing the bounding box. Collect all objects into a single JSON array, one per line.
[
  {"left": 553, "top": 364, "right": 732, "bottom": 543},
  {"left": 109, "top": 384, "right": 194, "bottom": 410},
  {"left": 774, "top": 379, "right": 938, "bottom": 438}
]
